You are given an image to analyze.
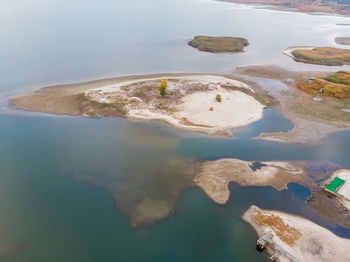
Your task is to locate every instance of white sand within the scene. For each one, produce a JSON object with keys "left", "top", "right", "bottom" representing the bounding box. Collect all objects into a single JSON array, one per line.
[
  {"left": 175, "top": 88, "right": 263, "bottom": 130},
  {"left": 243, "top": 205, "right": 350, "bottom": 262},
  {"left": 86, "top": 75, "right": 263, "bottom": 135},
  {"left": 283, "top": 46, "right": 316, "bottom": 58}
]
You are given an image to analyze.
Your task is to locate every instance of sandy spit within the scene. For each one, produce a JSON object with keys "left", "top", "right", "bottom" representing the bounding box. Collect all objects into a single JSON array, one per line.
[{"left": 282, "top": 46, "right": 316, "bottom": 59}]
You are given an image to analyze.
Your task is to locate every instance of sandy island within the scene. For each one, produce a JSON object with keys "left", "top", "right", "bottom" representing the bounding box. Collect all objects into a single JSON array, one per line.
[
  {"left": 243, "top": 205, "right": 350, "bottom": 262},
  {"left": 11, "top": 75, "right": 265, "bottom": 136},
  {"left": 195, "top": 158, "right": 307, "bottom": 204}
]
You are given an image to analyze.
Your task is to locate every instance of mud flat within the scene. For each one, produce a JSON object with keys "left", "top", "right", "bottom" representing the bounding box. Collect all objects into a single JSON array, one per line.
[
  {"left": 195, "top": 158, "right": 307, "bottom": 204},
  {"left": 307, "top": 168, "right": 350, "bottom": 229},
  {"left": 243, "top": 205, "right": 350, "bottom": 262},
  {"left": 235, "top": 66, "right": 350, "bottom": 144},
  {"left": 11, "top": 74, "right": 265, "bottom": 136},
  {"left": 324, "top": 169, "right": 350, "bottom": 210}
]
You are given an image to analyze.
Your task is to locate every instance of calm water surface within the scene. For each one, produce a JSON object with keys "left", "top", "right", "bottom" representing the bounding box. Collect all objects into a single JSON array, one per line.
[{"left": 2, "top": 0, "right": 350, "bottom": 261}]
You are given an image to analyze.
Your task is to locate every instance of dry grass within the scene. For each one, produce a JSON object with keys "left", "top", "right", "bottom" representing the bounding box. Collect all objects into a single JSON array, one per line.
[
  {"left": 253, "top": 209, "right": 302, "bottom": 246},
  {"left": 292, "top": 47, "right": 350, "bottom": 66},
  {"left": 296, "top": 79, "right": 326, "bottom": 96},
  {"left": 296, "top": 71, "right": 350, "bottom": 99}
]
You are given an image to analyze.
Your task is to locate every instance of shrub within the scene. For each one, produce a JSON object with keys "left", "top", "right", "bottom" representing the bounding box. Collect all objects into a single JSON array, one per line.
[
  {"left": 216, "top": 94, "right": 222, "bottom": 102},
  {"left": 209, "top": 107, "right": 214, "bottom": 111},
  {"left": 253, "top": 209, "right": 301, "bottom": 246},
  {"left": 158, "top": 80, "right": 167, "bottom": 97}
]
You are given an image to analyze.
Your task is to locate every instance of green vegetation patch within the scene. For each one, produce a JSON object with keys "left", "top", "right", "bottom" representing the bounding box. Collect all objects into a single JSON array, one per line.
[
  {"left": 188, "top": 36, "right": 249, "bottom": 53},
  {"left": 325, "top": 71, "right": 350, "bottom": 86}
]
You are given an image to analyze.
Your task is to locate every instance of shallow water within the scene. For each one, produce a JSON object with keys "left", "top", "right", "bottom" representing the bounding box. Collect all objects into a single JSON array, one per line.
[{"left": 2, "top": 0, "right": 350, "bottom": 261}]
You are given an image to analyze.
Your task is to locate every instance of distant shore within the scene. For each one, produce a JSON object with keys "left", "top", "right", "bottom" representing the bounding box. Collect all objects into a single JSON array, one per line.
[{"left": 219, "top": 0, "right": 350, "bottom": 16}]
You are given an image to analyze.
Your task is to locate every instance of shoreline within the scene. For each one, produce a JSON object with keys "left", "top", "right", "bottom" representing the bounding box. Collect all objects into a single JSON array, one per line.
[{"left": 282, "top": 46, "right": 316, "bottom": 59}]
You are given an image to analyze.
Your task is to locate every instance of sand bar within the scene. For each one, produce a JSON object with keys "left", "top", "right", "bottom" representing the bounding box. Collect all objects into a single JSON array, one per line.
[{"left": 195, "top": 158, "right": 307, "bottom": 204}]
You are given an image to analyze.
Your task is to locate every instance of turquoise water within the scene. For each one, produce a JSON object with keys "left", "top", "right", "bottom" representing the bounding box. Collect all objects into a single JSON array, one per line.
[{"left": 2, "top": 0, "right": 350, "bottom": 261}]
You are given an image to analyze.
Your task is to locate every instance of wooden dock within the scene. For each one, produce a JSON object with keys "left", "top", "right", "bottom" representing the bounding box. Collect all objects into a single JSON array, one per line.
[{"left": 257, "top": 232, "right": 301, "bottom": 262}]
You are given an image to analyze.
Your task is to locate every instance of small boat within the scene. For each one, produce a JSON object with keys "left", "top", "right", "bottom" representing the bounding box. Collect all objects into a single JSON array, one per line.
[{"left": 270, "top": 253, "right": 280, "bottom": 261}]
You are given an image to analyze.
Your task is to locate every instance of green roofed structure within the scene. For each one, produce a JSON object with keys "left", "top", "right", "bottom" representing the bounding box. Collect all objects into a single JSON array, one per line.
[{"left": 325, "top": 177, "right": 345, "bottom": 197}]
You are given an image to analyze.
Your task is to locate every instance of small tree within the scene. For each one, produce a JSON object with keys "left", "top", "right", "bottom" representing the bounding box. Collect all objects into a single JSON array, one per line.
[
  {"left": 158, "top": 80, "right": 167, "bottom": 97},
  {"left": 216, "top": 94, "right": 222, "bottom": 102}
]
